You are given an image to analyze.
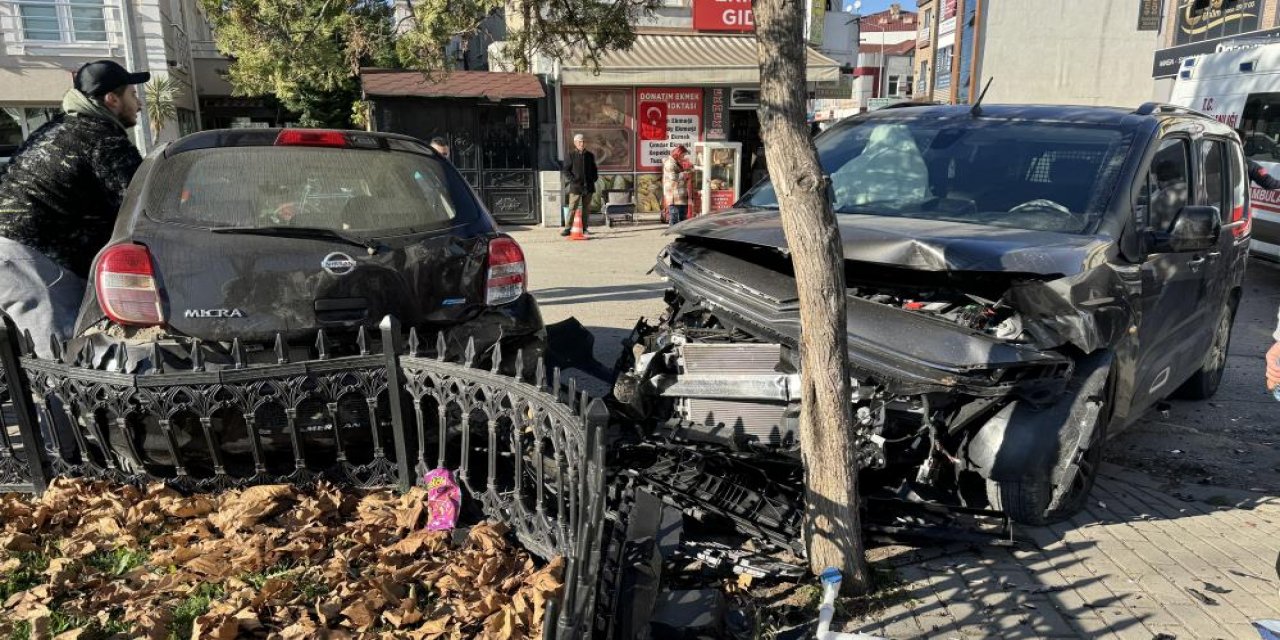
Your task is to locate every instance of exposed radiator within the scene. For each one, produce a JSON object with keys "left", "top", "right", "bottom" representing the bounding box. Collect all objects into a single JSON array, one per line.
[{"left": 674, "top": 343, "right": 795, "bottom": 446}]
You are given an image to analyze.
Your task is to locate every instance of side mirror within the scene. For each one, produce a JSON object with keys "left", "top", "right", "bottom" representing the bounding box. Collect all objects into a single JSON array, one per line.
[{"left": 1149, "top": 205, "right": 1221, "bottom": 253}]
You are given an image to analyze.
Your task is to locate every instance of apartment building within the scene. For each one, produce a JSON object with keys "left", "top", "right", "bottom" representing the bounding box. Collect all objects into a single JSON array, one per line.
[{"left": 0, "top": 0, "right": 232, "bottom": 154}]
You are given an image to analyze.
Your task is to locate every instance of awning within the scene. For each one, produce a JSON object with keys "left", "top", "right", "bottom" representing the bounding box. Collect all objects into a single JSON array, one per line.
[
  {"left": 561, "top": 34, "right": 841, "bottom": 85},
  {"left": 361, "top": 69, "right": 545, "bottom": 100}
]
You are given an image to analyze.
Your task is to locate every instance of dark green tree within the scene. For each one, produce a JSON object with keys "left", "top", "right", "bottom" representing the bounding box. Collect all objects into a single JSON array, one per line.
[
  {"left": 198, "top": 0, "right": 396, "bottom": 127},
  {"left": 201, "top": 0, "right": 656, "bottom": 127}
]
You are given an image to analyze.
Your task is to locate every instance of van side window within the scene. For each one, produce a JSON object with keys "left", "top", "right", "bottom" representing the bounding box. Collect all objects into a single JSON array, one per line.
[
  {"left": 1229, "top": 142, "right": 1246, "bottom": 222},
  {"left": 1240, "top": 93, "right": 1280, "bottom": 162},
  {"left": 1200, "top": 139, "right": 1228, "bottom": 220},
  {"left": 1140, "top": 138, "right": 1192, "bottom": 233}
]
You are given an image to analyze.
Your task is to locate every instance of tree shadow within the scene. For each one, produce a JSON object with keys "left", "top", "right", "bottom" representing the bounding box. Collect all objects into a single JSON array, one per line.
[{"left": 833, "top": 466, "right": 1280, "bottom": 638}]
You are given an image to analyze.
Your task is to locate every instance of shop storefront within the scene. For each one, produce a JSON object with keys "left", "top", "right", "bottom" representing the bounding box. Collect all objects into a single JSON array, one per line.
[
  {"left": 363, "top": 69, "right": 547, "bottom": 225},
  {"left": 1153, "top": 0, "right": 1279, "bottom": 86},
  {"left": 557, "top": 33, "right": 840, "bottom": 221}
]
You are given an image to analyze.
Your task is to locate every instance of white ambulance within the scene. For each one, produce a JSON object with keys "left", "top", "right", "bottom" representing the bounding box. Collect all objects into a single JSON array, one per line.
[{"left": 1169, "top": 42, "right": 1280, "bottom": 260}]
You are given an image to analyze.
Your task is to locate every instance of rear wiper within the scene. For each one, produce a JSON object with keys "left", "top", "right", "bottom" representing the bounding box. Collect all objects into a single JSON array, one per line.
[{"left": 211, "top": 225, "right": 381, "bottom": 253}]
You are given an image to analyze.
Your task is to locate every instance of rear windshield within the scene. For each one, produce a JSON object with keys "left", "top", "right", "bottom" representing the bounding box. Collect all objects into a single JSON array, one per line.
[
  {"left": 741, "top": 118, "right": 1134, "bottom": 234},
  {"left": 146, "top": 147, "right": 466, "bottom": 233}
]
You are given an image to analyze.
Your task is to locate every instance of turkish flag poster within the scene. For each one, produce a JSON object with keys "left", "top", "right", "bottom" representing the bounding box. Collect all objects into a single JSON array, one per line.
[
  {"left": 638, "top": 101, "right": 668, "bottom": 140},
  {"left": 636, "top": 88, "right": 703, "bottom": 171}
]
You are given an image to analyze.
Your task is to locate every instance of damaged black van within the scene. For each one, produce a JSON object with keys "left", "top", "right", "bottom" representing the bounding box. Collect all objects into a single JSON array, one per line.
[{"left": 612, "top": 103, "right": 1251, "bottom": 525}]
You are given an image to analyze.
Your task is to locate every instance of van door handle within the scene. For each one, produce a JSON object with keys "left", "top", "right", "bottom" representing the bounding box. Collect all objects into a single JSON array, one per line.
[{"left": 1188, "top": 255, "right": 1208, "bottom": 270}]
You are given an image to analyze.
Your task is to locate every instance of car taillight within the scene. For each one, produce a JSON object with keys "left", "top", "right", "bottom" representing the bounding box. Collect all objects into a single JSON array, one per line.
[
  {"left": 1231, "top": 204, "right": 1251, "bottom": 238},
  {"left": 486, "top": 237, "right": 527, "bottom": 306},
  {"left": 95, "top": 243, "right": 164, "bottom": 326},
  {"left": 275, "top": 129, "right": 348, "bottom": 148}
]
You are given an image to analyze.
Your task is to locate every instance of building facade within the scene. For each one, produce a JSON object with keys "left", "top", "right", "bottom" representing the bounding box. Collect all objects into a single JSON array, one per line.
[
  {"left": 848, "top": 4, "right": 917, "bottom": 110},
  {"left": 973, "top": 0, "right": 1160, "bottom": 107},
  {"left": 913, "top": 0, "right": 1161, "bottom": 107},
  {"left": 0, "top": 0, "right": 230, "bottom": 154},
  {"left": 522, "top": 0, "right": 854, "bottom": 224},
  {"left": 1152, "top": 0, "right": 1280, "bottom": 99}
]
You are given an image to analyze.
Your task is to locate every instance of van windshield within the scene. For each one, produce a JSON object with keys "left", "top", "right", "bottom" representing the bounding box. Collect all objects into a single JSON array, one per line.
[
  {"left": 146, "top": 147, "right": 465, "bottom": 234},
  {"left": 740, "top": 118, "right": 1134, "bottom": 234}
]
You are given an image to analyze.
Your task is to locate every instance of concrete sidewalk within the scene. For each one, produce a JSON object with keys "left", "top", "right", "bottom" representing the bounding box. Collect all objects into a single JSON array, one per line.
[
  {"left": 851, "top": 466, "right": 1279, "bottom": 639},
  {"left": 507, "top": 223, "right": 1280, "bottom": 640}
]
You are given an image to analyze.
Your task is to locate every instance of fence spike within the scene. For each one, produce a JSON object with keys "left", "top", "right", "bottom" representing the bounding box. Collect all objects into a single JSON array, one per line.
[
  {"left": 232, "top": 338, "right": 246, "bottom": 369},
  {"left": 150, "top": 342, "right": 164, "bottom": 374},
  {"left": 80, "top": 341, "right": 94, "bottom": 368},
  {"left": 357, "top": 326, "right": 370, "bottom": 356},
  {"left": 490, "top": 341, "right": 503, "bottom": 374},
  {"left": 21, "top": 329, "right": 34, "bottom": 356},
  {"left": 315, "top": 329, "right": 329, "bottom": 360},
  {"left": 190, "top": 339, "right": 205, "bottom": 372},
  {"left": 115, "top": 341, "right": 129, "bottom": 373},
  {"left": 464, "top": 336, "right": 476, "bottom": 368},
  {"left": 275, "top": 333, "right": 288, "bottom": 364},
  {"left": 535, "top": 358, "right": 546, "bottom": 390},
  {"left": 435, "top": 332, "right": 447, "bottom": 361},
  {"left": 49, "top": 334, "right": 62, "bottom": 362},
  {"left": 514, "top": 348, "right": 525, "bottom": 382},
  {"left": 407, "top": 327, "right": 420, "bottom": 356}
]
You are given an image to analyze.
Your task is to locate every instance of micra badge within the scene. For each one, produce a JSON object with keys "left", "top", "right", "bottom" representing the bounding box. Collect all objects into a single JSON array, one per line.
[{"left": 184, "top": 309, "right": 245, "bottom": 319}]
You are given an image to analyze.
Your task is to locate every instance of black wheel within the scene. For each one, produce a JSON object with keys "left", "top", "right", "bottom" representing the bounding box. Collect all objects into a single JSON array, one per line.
[
  {"left": 1174, "top": 300, "right": 1236, "bottom": 401},
  {"left": 986, "top": 380, "right": 1111, "bottom": 526}
]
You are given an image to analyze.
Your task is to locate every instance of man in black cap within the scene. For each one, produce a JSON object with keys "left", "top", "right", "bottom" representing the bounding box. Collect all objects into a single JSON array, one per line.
[{"left": 0, "top": 59, "right": 149, "bottom": 356}]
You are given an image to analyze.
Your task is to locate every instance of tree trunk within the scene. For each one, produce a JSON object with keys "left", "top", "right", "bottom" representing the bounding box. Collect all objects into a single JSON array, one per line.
[{"left": 753, "top": 0, "right": 869, "bottom": 593}]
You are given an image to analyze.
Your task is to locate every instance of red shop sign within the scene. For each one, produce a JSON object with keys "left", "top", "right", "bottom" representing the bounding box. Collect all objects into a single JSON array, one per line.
[{"left": 693, "top": 0, "right": 754, "bottom": 32}]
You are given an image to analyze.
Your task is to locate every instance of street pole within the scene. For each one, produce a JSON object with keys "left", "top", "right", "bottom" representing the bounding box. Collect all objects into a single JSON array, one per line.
[{"left": 879, "top": 25, "right": 885, "bottom": 99}]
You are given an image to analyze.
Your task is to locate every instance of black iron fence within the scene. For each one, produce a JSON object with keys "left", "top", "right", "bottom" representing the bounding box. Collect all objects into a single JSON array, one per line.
[{"left": 0, "top": 312, "right": 604, "bottom": 639}]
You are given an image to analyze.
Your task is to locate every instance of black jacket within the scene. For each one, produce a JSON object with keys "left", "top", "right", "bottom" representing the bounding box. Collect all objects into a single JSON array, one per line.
[
  {"left": 563, "top": 149, "right": 598, "bottom": 195},
  {"left": 1249, "top": 159, "right": 1280, "bottom": 191},
  {"left": 0, "top": 113, "right": 142, "bottom": 278}
]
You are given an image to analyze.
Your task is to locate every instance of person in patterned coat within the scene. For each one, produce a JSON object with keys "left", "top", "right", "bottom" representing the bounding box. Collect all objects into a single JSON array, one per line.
[{"left": 0, "top": 60, "right": 148, "bottom": 356}]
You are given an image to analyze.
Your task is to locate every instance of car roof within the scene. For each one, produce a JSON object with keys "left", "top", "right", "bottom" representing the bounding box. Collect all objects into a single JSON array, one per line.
[
  {"left": 162, "top": 128, "right": 435, "bottom": 158},
  {"left": 857, "top": 103, "right": 1239, "bottom": 136}
]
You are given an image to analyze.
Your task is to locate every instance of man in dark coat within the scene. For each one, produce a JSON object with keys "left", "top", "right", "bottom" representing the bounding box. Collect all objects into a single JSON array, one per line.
[
  {"left": 0, "top": 59, "right": 148, "bottom": 356},
  {"left": 561, "top": 133, "right": 598, "bottom": 237}
]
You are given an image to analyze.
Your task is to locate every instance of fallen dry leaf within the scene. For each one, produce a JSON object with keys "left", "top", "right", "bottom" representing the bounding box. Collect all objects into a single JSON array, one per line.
[
  {"left": 192, "top": 612, "right": 238, "bottom": 640},
  {"left": 0, "top": 478, "right": 562, "bottom": 639}
]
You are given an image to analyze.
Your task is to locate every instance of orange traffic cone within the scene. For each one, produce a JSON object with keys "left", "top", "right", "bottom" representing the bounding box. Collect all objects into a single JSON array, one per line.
[{"left": 567, "top": 208, "right": 589, "bottom": 241}]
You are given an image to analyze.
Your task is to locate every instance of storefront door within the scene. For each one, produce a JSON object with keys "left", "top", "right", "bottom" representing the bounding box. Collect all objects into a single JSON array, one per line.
[{"left": 374, "top": 99, "right": 540, "bottom": 225}]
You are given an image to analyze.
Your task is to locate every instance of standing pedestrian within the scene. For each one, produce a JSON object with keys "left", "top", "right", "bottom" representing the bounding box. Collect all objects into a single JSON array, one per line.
[
  {"left": 663, "top": 145, "right": 692, "bottom": 226},
  {"left": 430, "top": 136, "right": 451, "bottom": 162},
  {"left": 561, "top": 133, "right": 597, "bottom": 237},
  {"left": 0, "top": 60, "right": 148, "bottom": 356}
]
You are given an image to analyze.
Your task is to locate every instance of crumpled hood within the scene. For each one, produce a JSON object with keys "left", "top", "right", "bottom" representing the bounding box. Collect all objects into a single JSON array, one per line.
[{"left": 671, "top": 208, "right": 1115, "bottom": 276}]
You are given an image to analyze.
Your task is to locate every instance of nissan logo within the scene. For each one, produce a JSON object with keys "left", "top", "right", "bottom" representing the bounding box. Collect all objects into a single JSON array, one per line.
[{"left": 321, "top": 252, "right": 358, "bottom": 276}]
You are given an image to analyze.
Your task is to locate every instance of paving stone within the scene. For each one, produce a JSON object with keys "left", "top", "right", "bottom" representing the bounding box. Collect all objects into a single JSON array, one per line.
[
  {"left": 878, "top": 614, "right": 924, "bottom": 640},
  {"left": 1145, "top": 624, "right": 1192, "bottom": 640},
  {"left": 1064, "top": 612, "right": 1120, "bottom": 639}
]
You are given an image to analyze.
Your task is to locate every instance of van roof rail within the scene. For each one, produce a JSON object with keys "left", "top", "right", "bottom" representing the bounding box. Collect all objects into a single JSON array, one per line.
[{"left": 1134, "top": 102, "right": 1215, "bottom": 119}]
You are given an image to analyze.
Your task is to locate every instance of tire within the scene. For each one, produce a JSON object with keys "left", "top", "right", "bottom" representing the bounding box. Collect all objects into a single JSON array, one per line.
[
  {"left": 986, "top": 386, "right": 1111, "bottom": 526},
  {"left": 1174, "top": 300, "right": 1236, "bottom": 401}
]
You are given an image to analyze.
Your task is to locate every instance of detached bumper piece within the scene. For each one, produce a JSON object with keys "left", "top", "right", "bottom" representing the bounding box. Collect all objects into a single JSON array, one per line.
[{"left": 592, "top": 441, "right": 1018, "bottom": 639}]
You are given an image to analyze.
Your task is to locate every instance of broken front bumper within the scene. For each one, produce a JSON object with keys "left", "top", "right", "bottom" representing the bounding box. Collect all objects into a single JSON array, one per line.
[{"left": 655, "top": 243, "right": 1073, "bottom": 398}]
